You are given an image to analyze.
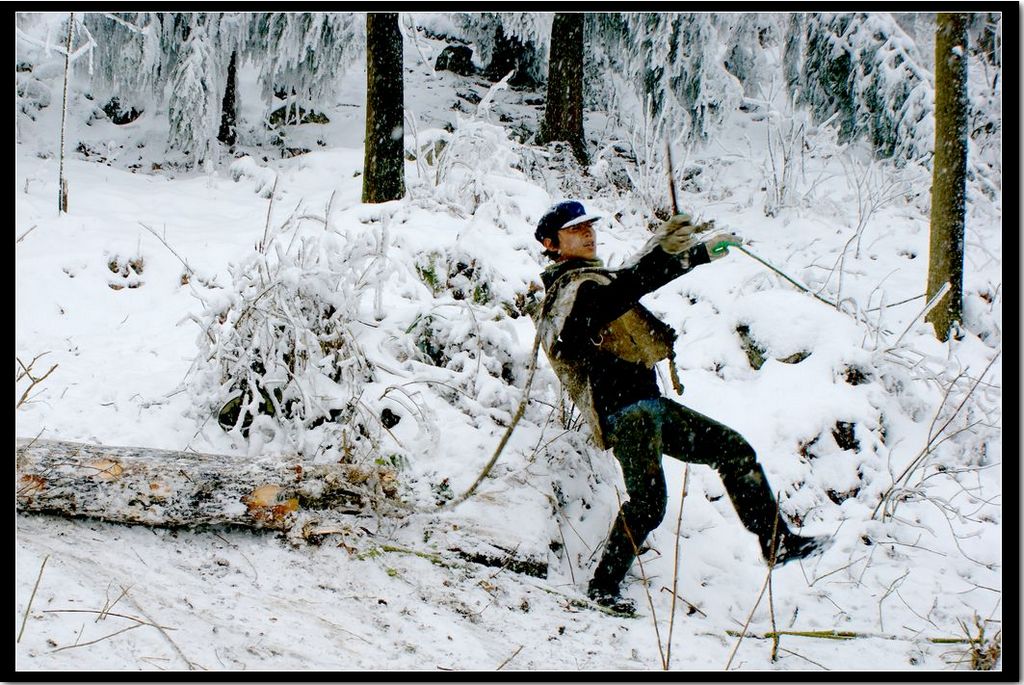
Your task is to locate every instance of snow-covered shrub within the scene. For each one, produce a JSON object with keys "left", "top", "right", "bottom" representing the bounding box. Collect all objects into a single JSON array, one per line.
[
  {"left": 431, "top": 117, "right": 534, "bottom": 213},
  {"left": 228, "top": 155, "right": 278, "bottom": 197},
  {"left": 189, "top": 228, "right": 389, "bottom": 466}
]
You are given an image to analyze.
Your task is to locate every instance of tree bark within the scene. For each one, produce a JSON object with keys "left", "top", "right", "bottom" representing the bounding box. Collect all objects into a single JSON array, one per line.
[
  {"left": 58, "top": 12, "right": 74, "bottom": 214},
  {"left": 362, "top": 13, "right": 405, "bottom": 203},
  {"left": 14, "top": 438, "right": 548, "bottom": 576},
  {"left": 925, "top": 13, "right": 970, "bottom": 341},
  {"left": 15, "top": 438, "right": 396, "bottom": 532},
  {"left": 217, "top": 49, "right": 238, "bottom": 147},
  {"left": 539, "top": 13, "right": 588, "bottom": 165}
]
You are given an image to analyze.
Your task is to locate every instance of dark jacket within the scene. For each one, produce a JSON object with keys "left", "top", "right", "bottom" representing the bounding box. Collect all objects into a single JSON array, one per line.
[{"left": 536, "top": 239, "right": 711, "bottom": 448}]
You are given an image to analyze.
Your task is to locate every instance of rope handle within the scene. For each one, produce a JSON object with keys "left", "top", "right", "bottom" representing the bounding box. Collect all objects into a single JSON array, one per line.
[{"left": 710, "top": 239, "right": 742, "bottom": 256}]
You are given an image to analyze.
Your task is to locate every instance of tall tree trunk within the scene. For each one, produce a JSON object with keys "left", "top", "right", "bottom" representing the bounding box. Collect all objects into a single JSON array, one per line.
[
  {"left": 539, "top": 13, "right": 588, "bottom": 165},
  {"left": 362, "top": 13, "right": 405, "bottom": 204},
  {"left": 58, "top": 12, "right": 74, "bottom": 214},
  {"left": 217, "top": 50, "right": 238, "bottom": 147},
  {"left": 925, "top": 13, "right": 970, "bottom": 341}
]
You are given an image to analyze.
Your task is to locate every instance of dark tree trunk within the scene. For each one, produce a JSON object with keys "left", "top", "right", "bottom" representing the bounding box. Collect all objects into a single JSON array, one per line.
[
  {"left": 217, "top": 50, "right": 238, "bottom": 147},
  {"left": 539, "top": 13, "right": 588, "bottom": 165},
  {"left": 925, "top": 13, "right": 969, "bottom": 341},
  {"left": 362, "top": 13, "right": 405, "bottom": 204}
]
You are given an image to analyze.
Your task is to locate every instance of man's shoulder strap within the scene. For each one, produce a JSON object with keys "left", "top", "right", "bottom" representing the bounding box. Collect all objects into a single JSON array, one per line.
[{"left": 540, "top": 267, "right": 612, "bottom": 317}]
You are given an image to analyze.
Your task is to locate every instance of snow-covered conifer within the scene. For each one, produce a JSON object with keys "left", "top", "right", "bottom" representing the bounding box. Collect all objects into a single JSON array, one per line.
[
  {"left": 721, "top": 13, "right": 781, "bottom": 95},
  {"left": 795, "top": 12, "right": 934, "bottom": 162},
  {"left": 448, "top": 12, "right": 552, "bottom": 85},
  {"left": 588, "top": 13, "right": 743, "bottom": 145},
  {"left": 246, "top": 12, "right": 365, "bottom": 119}
]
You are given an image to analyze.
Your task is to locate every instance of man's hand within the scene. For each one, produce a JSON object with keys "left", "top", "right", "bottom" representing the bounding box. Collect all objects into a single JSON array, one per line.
[
  {"left": 657, "top": 213, "right": 715, "bottom": 254},
  {"left": 705, "top": 232, "right": 743, "bottom": 260}
]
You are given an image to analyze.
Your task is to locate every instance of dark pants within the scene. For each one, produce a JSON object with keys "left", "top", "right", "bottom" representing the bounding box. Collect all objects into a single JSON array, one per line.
[{"left": 588, "top": 397, "right": 791, "bottom": 597}]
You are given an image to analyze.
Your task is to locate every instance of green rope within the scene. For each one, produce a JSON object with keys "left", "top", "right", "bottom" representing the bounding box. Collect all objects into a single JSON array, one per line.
[{"left": 711, "top": 241, "right": 837, "bottom": 308}]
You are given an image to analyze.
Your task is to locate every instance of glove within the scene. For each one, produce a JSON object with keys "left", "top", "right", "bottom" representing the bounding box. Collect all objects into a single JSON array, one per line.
[
  {"left": 657, "top": 213, "right": 715, "bottom": 254},
  {"left": 705, "top": 232, "right": 743, "bottom": 260}
]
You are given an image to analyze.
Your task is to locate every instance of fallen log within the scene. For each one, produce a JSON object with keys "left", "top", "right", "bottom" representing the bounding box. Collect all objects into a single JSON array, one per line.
[
  {"left": 16, "top": 438, "right": 550, "bottom": 578},
  {"left": 15, "top": 438, "right": 397, "bottom": 531}
]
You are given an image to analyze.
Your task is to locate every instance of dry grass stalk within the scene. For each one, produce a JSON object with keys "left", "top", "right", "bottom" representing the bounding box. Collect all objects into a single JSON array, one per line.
[
  {"left": 725, "top": 502, "right": 780, "bottom": 670},
  {"left": 665, "top": 464, "right": 689, "bottom": 669},
  {"left": 17, "top": 554, "right": 49, "bottom": 643},
  {"left": 496, "top": 644, "right": 525, "bottom": 670},
  {"left": 123, "top": 586, "right": 197, "bottom": 670},
  {"left": 615, "top": 490, "right": 667, "bottom": 669}
]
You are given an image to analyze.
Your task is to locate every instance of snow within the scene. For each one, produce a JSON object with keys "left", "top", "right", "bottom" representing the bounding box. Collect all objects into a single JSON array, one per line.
[{"left": 16, "top": 14, "right": 1003, "bottom": 674}]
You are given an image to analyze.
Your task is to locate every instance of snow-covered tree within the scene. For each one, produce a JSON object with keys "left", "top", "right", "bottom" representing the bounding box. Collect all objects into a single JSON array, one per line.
[
  {"left": 82, "top": 12, "right": 172, "bottom": 111},
  {"left": 448, "top": 12, "right": 552, "bottom": 86},
  {"left": 721, "top": 13, "right": 781, "bottom": 96},
  {"left": 588, "top": 14, "right": 743, "bottom": 146},
  {"left": 245, "top": 12, "right": 365, "bottom": 120},
  {"left": 793, "top": 12, "right": 934, "bottom": 162},
  {"left": 81, "top": 13, "right": 250, "bottom": 165},
  {"left": 79, "top": 12, "right": 364, "bottom": 166}
]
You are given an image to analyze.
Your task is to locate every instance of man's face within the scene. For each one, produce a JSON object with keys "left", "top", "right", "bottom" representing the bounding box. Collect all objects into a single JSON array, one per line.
[{"left": 546, "top": 220, "right": 597, "bottom": 261}]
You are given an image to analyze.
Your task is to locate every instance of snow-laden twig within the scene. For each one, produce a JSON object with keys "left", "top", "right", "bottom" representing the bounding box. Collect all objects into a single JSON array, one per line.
[
  {"left": 101, "top": 13, "right": 151, "bottom": 34},
  {"left": 477, "top": 70, "right": 513, "bottom": 119},
  {"left": 884, "top": 282, "right": 951, "bottom": 351},
  {"left": 873, "top": 352, "right": 1000, "bottom": 521}
]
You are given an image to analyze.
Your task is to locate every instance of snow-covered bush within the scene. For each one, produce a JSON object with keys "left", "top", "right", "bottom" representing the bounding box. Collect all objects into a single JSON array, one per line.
[
  {"left": 189, "top": 228, "right": 388, "bottom": 466},
  {"left": 229, "top": 155, "right": 278, "bottom": 197},
  {"left": 431, "top": 117, "right": 539, "bottom": 215}
]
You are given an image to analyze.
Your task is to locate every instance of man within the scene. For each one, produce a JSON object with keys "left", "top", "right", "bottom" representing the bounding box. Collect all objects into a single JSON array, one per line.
[{"left": 533, "top": 200, "right": 824, "bottom": 610}]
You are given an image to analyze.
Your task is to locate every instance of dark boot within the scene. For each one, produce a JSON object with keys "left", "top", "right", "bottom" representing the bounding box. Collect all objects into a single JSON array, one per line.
[
  {"left": 719, "top": 462, "right": 792, "bottom": 553},
  {"left": 772, "top": 533, "right": 830, "bottom": 566}
]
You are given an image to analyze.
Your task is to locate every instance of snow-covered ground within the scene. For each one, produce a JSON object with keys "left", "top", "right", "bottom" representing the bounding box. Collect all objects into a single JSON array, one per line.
[{"left": 16, "top": 19, "right": 1002, "bottom": 673}]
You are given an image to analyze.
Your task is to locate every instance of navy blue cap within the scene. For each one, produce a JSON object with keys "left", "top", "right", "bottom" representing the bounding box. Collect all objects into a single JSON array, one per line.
[{"left": 535, "top": 201, "right": 602, "bottom": 242}]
